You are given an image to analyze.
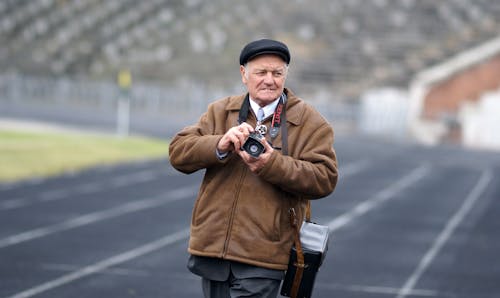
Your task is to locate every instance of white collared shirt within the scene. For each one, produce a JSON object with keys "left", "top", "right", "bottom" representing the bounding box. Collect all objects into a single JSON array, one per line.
[{"left": 249, "top": 97, "right": 281, "bottom": 121}]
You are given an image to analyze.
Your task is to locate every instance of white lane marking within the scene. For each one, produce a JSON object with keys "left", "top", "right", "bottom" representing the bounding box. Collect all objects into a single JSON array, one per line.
[
  {"left": 6, "top": 228, "right": 190, "bottom": 298},
  {"left": 0, "top": 185, "right": 197, "bottom": 249},
  {"left": 0, "top": 198, "right": 29, "bottom": 210},
  {"left": 0, "top": 160, "right": 172, "bottom": 192},
  {"left": 0, "top": 177, "right": 44, "bottom": 191},
  {"left": 108, "top": 170, "right": 157, "bottom": 188},
  {"left": 73, "top": 183, "right": 103, "bottom": 194},
  {"left": 316, "top": 282, "right": 444, "bottom": 297},
  {"left": 340, "top": 159, "right": 371, "bottom": 178},
  {"left": 396, "top": 169, "right": 493, "bottom": 298},
  {"left": 0, "top": 160, "right": 364, "bottom": 211},
  {"left": 328, "top": 164, "right": 430, "bottom": 232},
  {"left": 0, "top": 169, "right": 177, "bottom": 210},
  {"left": 41, "top": 263, "right": 150, "bottom": 277},
  {"left": 38, "top": 189, "right": 70, "bottom": 202}
]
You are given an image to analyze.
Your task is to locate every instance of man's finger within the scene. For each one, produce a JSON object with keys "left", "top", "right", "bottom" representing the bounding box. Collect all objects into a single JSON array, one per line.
[{"left": 239, "top": 122, "right": 254, "bottom": 133}]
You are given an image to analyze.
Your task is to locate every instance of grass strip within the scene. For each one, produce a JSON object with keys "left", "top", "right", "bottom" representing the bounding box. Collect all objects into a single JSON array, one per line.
[{"left": 0, "top": 129, "right": 169, "bottom": 183}]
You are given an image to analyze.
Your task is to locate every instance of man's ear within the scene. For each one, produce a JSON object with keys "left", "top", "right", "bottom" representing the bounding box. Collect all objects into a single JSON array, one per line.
[{"left": 240, "top": 65, "right": 248, "bottom": 84}]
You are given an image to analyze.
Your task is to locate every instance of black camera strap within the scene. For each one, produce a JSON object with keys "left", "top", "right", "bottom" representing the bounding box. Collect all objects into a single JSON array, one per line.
[
  {"left": 237, "top": 93, "right": 251, "bottom": 125},
  {"left": 238, "top": 92, "right": 288, "bottom": 152}
]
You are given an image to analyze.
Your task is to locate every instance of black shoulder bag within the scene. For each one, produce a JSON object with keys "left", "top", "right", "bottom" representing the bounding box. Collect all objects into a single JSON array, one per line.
[{"left": 279, "top": 100, "right": 330, "bottom": 298}]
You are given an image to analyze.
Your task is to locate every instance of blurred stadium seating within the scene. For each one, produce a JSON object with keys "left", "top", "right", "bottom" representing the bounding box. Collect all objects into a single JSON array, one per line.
[
  {"left": 1, "top": 0, "right": 499, "bottom": 145},
  {"left": 1, "top": 0, "right": 499, "bottom": 98}
]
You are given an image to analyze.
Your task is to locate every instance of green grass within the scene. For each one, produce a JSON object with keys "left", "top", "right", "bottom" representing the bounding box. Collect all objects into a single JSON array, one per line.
[{"left": 0, "top": 129, "right": 169, "bottom": 183}]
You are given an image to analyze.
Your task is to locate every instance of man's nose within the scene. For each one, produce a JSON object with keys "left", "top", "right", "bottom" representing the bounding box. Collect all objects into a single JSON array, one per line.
[{"left": 263, "top": 72, "right": 274, "bottom": 83}]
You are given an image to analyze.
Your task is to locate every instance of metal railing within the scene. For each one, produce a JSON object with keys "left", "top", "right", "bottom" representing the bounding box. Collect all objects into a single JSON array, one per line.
[{"left": 0, "top": 73, "right": 359, "bottom": 137}]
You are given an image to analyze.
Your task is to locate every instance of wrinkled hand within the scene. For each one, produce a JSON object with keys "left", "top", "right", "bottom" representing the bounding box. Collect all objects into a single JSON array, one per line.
[
  {"left": 237, "top": 136, "right": 274, "bottom": 172},
  {"left": 217, "top": 122, "right": 254, "bottom": 154}
]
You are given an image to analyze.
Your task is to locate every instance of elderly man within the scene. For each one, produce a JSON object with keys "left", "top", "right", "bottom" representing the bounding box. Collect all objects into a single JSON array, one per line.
[{"left": 169, "top": 39, "right": 338, "bottom": 298}]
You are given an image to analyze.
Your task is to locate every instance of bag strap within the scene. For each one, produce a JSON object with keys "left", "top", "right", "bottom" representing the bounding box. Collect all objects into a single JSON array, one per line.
[
  {"left": 281, "top": 101, "right": 311, "bottom": 222},
  {"left": 282, "top": 94, "right": 307, "bottom": 298},
  {"left": 288, "top": 201, "right": 312, "bottom": 298},
  {"left": 305, "top": 200, "right": 311, "bottom": 222},
  {"left": 289, "top": 208, "right": 305, "bottom": 298}
]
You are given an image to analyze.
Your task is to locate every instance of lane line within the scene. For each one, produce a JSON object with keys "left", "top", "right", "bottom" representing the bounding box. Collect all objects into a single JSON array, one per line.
[
  {"left": 109, "top": 170, "right": 158, "bottom": 187},
  {"left": 328, "top": 164, "right": 430, "bottom": 232},
  {"left": 41, "top": 263, "right": 150, "bottom": 277},
  {"left": 396, "top": 169, "right": 493, "bottom": 298},
  {"left": 36, "top": 170, "right": 161, "bottom": 202},
  {"left": 316, "top": 282, "right": 445, "bottom": 297},
  {"left": 38, "top": 189, "right": 70, "bottom": 202},
  {"left": 0, "top": 160, "right": 171, "bottom": 192},
  {"left": 1, "top": 159, "right": 366, "bottom": 211},
  {"left": 0, "top": 168, "right": 181, "bottom": 210},
  {"left": 340, "top": 159, "right": 371, "bottom": 178},
  {"left": 0, "top": 185, "right": 198, "bottom": 249},
  {"left": 5, "top": 228, "right": 190, "bottom": 298},
  {"left": 0, "top": 198, "right": 29, "bottom": 210},
  {"left": 0, "top": 178, "right": 44, "bottom": 191}
]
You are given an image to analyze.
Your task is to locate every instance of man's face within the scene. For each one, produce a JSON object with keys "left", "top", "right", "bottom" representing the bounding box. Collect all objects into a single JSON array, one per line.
[{"left": 240, "top": 54, "right": 288, "bottom": 107}]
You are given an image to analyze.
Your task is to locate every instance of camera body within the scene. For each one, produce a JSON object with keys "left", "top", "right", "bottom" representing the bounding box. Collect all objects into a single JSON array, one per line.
[{"left": 241, "top": 132, "right": 265, "bottom": 158}]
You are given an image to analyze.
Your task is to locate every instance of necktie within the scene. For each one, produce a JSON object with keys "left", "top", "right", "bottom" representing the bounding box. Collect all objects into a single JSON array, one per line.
[{"left": 257, "top": 107, "right": 264, "bottom": 122}]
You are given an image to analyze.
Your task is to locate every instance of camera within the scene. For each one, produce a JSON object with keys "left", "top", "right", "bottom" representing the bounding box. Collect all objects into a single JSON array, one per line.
[{"left": 241, "top": 132, "right": 265, "bottom": 158}]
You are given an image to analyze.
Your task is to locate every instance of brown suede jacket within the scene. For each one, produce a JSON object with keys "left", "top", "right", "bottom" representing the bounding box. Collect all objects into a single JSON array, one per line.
[{"left": 169, "top": 88, "right": 338, "bottom": 270}]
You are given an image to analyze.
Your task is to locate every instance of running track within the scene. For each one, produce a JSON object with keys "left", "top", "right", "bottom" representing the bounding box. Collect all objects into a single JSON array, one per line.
[{"left": 1, "top": 135, "right": 499, "bottom": 298}]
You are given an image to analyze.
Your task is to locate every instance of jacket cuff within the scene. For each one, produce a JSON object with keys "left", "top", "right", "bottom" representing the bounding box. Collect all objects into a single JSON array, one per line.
[
  {"left": 210, "top": 136, "right": 232, "bottom": 164},
  {"left": 215, "top": 148, "right": 229, "bottom": 160}
]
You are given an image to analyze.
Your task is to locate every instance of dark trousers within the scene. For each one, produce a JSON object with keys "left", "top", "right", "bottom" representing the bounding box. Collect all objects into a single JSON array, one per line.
[
  {"left": 202, "top": 274, "right": 281, "bottom": 298},
  {"left": 188, "top": 255, "right": 283, "bottom": 298}
]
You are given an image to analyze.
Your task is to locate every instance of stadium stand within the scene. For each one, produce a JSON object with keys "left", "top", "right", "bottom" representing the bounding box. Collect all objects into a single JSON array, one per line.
[{"left": 0, "top": 0, "right": 499, "bottom": 100}]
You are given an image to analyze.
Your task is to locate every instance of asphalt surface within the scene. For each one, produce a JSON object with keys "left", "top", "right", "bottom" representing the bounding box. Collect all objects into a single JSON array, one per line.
[{"left": 1, "top": 135, "right": 500, "bottom": 298}]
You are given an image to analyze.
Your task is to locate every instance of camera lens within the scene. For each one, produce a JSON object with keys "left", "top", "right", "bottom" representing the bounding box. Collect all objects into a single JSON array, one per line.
[
  {"left": 242, "top": 133, "right": 265, "bottom": 157},
  {"left": 249, "top": 144, "right": 259, "bottom": 153}
]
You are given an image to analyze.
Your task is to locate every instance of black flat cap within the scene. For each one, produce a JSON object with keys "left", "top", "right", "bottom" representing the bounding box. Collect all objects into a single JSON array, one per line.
[{"left": 239, "top": 39, "right": 290, "bottom": 65}]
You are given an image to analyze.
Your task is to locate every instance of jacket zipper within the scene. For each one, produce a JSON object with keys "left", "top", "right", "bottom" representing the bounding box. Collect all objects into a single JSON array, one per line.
[{"left": 222, "top": 166, "right": 247, "bottom": 258}]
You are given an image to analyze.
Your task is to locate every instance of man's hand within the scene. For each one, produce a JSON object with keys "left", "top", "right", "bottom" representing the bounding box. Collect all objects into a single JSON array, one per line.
[
  {"left": 217, "top": 122, "right": 254, "bottom": 154},
  {"left": 237, "top": 136, "right": 274, "bottom": 172}
]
